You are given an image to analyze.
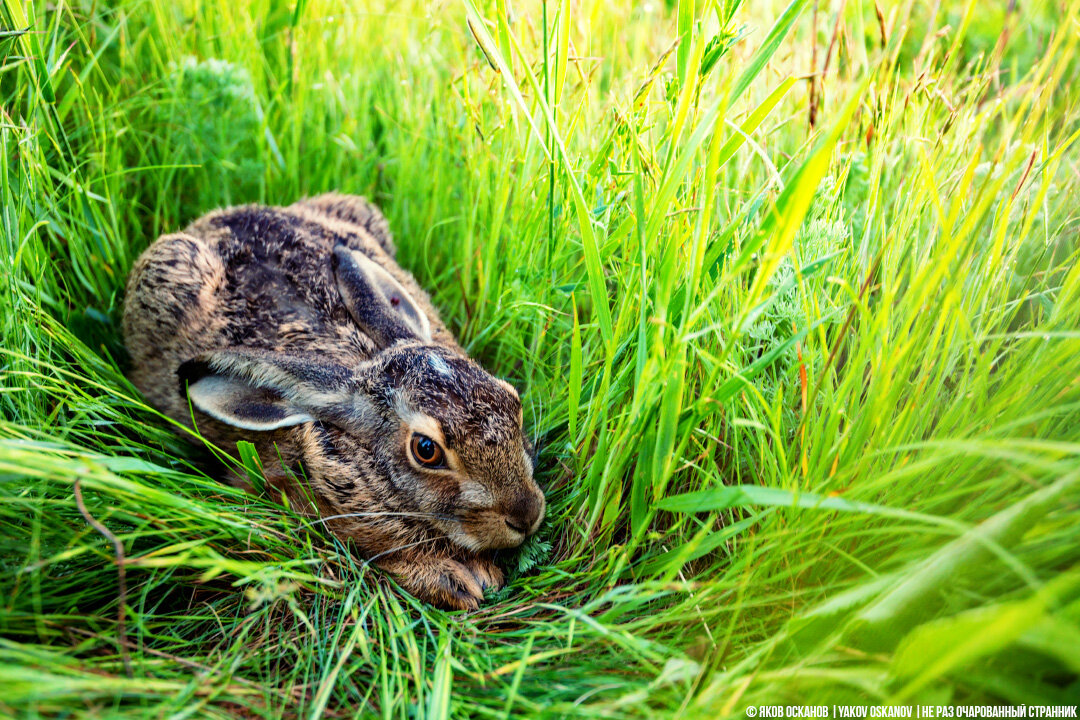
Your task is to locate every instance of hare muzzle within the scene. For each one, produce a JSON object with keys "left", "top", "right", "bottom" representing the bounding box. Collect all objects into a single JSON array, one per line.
[{"left": 503, "top": 490, "right": 544, "bottom": 537}]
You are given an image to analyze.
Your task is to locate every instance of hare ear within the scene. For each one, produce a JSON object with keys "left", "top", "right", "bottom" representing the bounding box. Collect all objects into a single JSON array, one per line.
[
  {"left": 178, "top": 349, "right": 354, "bottom": 431},
  {"left": 332, "top": 245, "right": 433, "bottom": 346}
]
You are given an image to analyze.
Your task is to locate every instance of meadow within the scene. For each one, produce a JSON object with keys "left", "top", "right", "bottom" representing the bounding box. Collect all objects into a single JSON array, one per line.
[{"left": 2, "top": 0, "right": 1079, "bottom": 717}]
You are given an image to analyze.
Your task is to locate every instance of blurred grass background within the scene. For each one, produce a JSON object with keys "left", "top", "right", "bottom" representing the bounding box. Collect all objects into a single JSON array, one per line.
[{"left": 2, "top": 0, "right": 1079, "bottom": 716}]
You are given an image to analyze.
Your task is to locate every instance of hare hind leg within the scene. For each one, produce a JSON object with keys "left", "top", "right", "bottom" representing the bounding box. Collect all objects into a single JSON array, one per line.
[
  {"left": 123, "top": 233, "right": 227, "bottom": 420},
  {"left": 295, "top": 193, "right": 396, "bottom": 258}
]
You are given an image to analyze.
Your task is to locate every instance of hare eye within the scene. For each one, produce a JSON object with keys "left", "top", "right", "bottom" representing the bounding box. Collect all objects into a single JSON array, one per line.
[{"left": 410, "top": 433, "right": 446, "bottom": 468}]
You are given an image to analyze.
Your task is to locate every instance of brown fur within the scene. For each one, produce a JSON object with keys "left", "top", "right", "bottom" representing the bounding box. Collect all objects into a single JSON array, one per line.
[{"left": 123, "top": 195, "right": 544, "bottom": 610}]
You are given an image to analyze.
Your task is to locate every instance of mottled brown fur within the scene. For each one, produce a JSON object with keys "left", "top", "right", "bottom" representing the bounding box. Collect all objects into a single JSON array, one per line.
[{"left": 123, "top": 195, "right": 544, "bottom": 610}]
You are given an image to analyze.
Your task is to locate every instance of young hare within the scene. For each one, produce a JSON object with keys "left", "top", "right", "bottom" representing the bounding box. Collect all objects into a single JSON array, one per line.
[{"left": 123, "top": 194, "right": 545, "bottom": 610}]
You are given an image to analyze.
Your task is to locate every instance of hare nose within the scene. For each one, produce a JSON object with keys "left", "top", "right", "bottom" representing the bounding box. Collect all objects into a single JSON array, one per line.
[{"left": 504, "top": 492, "right": 543, "bottom": 536}]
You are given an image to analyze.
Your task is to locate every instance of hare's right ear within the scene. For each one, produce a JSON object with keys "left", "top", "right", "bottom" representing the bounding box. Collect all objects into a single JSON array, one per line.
[
  {"left": 332, "top": 245, "right": 433, "bottom": 346},
  {"left": 178, "top": 349, "right": 356, "bottom": 431}
]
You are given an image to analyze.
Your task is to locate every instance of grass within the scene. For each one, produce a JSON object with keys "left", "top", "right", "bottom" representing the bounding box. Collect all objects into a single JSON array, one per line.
[{"left": 2, "top": 0, "right": 1080, "bottom": 716}]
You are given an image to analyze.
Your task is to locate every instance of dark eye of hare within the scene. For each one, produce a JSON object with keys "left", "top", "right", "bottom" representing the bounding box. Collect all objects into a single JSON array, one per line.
[{"left": 410, "top": 433, "right": 446, "bottom": 468}]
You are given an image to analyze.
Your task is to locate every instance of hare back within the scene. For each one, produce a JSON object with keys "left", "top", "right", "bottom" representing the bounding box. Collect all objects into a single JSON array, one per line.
[{"left": 123, "top": 196, "right": 455, "bottom": 427}]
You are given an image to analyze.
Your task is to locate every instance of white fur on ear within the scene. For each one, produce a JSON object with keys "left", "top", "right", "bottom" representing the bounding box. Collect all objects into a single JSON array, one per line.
[
  {"left": 334, "top": 246, "right": 433, "bottom": 344},
  {"left": 187, "top": 374, "right": 315, "bottom": 431}
]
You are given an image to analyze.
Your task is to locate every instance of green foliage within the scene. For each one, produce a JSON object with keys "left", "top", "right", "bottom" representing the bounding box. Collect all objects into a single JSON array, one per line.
[
  {"left": 747, "top": 182, "right": 850, "bottom": 381},
  {"left": 1, "top": 0, "right": 1079, "bottom": 717},
  {"left": 158, "top": 56, "right": 271, "bottom": 214}
]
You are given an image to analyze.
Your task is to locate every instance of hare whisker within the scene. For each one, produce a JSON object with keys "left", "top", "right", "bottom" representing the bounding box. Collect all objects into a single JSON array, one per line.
[
  {"left": 307, "top": 511, "right": 458, "bottom": 527},
  {"left": 362, "top": 531, "right": 470, "bottom": 566}
]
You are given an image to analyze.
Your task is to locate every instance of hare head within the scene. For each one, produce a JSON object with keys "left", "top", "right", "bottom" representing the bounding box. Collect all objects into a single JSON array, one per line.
[{"left": 176, "top": 244, "right": 545, "bottom": 552}]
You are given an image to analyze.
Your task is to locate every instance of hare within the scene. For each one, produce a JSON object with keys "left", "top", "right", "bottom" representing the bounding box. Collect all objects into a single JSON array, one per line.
[{"left": 123, "top": 194, "right": 545, "bottom": 610}]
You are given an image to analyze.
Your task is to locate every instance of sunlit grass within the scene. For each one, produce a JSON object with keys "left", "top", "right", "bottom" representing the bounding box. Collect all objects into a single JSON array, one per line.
[{"left": 2, "top": 0, "right": 1079, "bottom": 716}]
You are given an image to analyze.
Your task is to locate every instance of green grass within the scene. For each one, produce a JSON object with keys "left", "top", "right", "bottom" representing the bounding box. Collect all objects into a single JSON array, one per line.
[{"left": 2, "top": 0, "right": 1080, "bottom": 716}]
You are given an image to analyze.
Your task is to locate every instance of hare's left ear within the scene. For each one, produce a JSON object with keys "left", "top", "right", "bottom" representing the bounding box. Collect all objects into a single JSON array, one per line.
[
  {"left": 178, "top": 349, "right": 356, "bottom": 431},
  {"left": 332, "top": 245, "right": 433, "bottom": 346}
]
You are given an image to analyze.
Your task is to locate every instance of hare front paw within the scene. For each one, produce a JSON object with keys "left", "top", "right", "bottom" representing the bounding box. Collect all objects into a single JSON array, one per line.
[
  {"left": 462, "top": 555, "right": 504, "bottom": 594},
  {"left": 379, "top": 555, "right": 504, "bottom": 611}
]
